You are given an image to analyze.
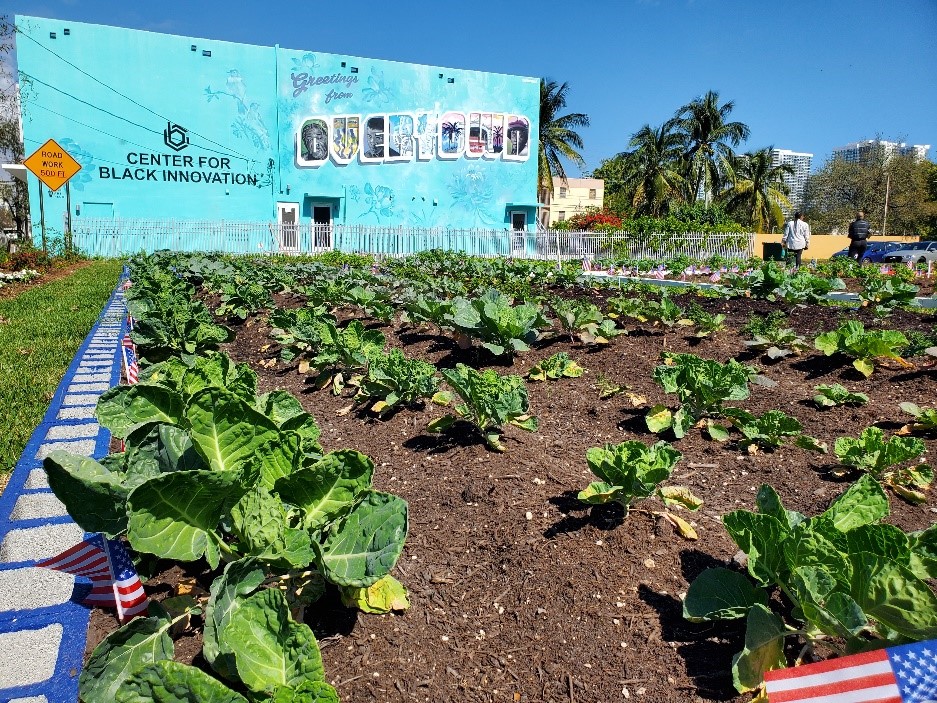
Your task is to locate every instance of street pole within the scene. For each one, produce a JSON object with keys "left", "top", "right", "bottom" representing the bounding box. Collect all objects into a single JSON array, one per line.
[
  {"left": 65, "top": 181, "right": 73, "bottom": 253},
  {"left": 882, "top": 173, "right": 890, "bottom": 237},
  {"left": 38, "top": 179, "right": 47, "bottom": 254}
]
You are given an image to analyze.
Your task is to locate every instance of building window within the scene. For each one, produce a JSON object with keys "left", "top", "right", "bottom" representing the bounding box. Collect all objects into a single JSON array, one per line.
[
  {"left": 557, "top": 211, "right": 565, "bottom": 220},
  {"left": 589, "top": 188, "right": 597, "bottom": 199},
  {"left": 559, "top": 187, "right": 567, "bottom": 198}
]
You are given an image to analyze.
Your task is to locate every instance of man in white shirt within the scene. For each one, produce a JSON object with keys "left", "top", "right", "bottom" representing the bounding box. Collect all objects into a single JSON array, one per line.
[{"left": 781, "top": 212, "right": 810, "bottom": 268}]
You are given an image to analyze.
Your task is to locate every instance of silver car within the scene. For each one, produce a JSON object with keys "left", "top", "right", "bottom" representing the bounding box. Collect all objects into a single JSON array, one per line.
[{"left": 882, "top": 240, "right": 937, "bottom": 264}]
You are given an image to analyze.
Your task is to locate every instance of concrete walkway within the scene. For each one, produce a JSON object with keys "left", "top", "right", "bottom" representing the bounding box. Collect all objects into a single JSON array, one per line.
[{"left": 0, "top": 281, "right": 127, "bottom": 703}]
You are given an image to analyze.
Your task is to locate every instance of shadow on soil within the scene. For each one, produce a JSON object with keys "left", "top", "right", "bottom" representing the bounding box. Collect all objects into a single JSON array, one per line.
[
  {"left": 789, "top": 354, "right": 859, "bottom": 381},
  {"left": 542, "top": 491, "right": 625, "bottom": 538},
  {"left": 636, "top": 550, "right": 748, "bottom": 701},
  {"left": 402, "top": 420, "right": 484, "bottom": 454}
]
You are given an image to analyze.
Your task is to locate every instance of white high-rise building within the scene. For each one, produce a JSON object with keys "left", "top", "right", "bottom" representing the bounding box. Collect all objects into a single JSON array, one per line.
[
  {"left": 769, "top": 148, "right": 813, "bottom": 212},
  {"left": 832, "top": 139, "right": 931, "bottom": 164}
]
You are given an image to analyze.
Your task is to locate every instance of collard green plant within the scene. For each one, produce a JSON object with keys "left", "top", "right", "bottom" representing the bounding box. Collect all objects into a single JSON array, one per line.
[
  {"left": 577, "top": 440, "right": 701, "bottom": 539},
  {"left": 645, "top": 352, "right": 754, "bottom": 439},
  {"left": 305, "top": 319, "right": 386, "bottom": 393},
  {"left": 812, "top": 383, "right": 869, "bottom": 409},
  {"left": 215, "top": 280, "right": 273, "bottom": 321},
  {"left": 400, "top": 295, "right": 454, "bottom": 331},
  {"left": 834, "top": 426, "right": 932, "bottom": 503},
  {"left": 773, "top": 271, "right": 845, "bottom": 305},
  {"left": 526, "top": 352, "right": 584, "bottom": 382},
  {"left": 859, "top": 277, "right": 919, "bottom": 315},
  {"left": 899, "top": 402, "right": 937, "bottom": 435},
  {"left": 551, "top": 298, "right": 623, "bottom": 345},
  {"left": 355, "top": 348, "right": 439, "bottom": 414},
  {"left": 724, "top": 261, "right": 788, "bottom": 300},
  {"left": 269, "top": 305, "right": 335, "bottom": 362},
  {"left": 686, "top": 304, "right": 726, "bottom": 338},
  {"left": 607, "top": 293, "right": 692, "bottom": 328},
  {"left": 343, "top": 285, "right": 394, "bottom": 322},
  {"left": 708, "top": 408, "right": 813, "bottom": 452},
  {"left": 814, "top": 321, "right": 910, "bottom": 377},
  {"left": 743, "top": 327, "right": 810, "bottom": 360},
  {"left": 683, "top": 477, "right": 937, "bottom": 694},
  {"left": 445, "top": 289, "right": 551, "bottom": 356},
  {"left": 428, "top": 363, "right": 538, "bottom": 451}
]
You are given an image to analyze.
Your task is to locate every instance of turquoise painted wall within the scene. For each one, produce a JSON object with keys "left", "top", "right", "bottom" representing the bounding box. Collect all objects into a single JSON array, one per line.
[{"left": 17, "top": 16, "right": 539, "bottom": 240}]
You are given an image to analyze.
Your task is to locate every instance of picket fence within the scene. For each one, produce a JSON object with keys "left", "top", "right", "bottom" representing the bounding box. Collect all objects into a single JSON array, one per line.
[{"left": 70, "top": 219, "right": 755, "bottom": 261}]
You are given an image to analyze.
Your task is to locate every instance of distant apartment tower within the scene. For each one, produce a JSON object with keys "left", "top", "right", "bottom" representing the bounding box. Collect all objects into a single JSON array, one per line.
[
  {"left": 548, "top": 178, "right": 604, "bottom": 226},
  {"left": 769, "top": 148, "right": 812, "bottom": 212},
  {"left": 832, "top": 139, "right": 931, "bottom": 164}
]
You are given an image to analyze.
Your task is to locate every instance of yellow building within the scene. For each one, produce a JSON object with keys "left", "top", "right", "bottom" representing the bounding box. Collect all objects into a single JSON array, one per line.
[{"left": 547, "top": 177, "right": 604, "bottom": 226}]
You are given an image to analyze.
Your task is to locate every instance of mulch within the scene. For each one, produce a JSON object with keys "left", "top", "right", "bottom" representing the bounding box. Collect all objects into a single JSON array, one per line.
[{"left": 85, "top": 290, "right": 937, "bottom": 703}]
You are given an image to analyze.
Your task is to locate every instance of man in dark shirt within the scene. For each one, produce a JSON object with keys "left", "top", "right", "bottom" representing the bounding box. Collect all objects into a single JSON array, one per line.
[{"left": 847, "top": 211, "right": 871, "bottom": 261}]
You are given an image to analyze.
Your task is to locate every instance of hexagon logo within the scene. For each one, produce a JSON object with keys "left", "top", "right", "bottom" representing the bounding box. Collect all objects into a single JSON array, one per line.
[{"left": 163, "top": 122, "right": 190, "bottom": 151}]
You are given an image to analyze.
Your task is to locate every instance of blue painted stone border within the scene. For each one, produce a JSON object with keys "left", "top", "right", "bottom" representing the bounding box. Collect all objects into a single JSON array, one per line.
[{"left": 0, "top": 271, "right": 129, "bottom": 703}]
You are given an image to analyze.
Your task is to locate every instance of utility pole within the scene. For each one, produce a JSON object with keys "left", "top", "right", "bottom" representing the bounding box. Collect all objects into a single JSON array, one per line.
[{"left": 882, "top": 173, "right": 891, "bottom": 237}]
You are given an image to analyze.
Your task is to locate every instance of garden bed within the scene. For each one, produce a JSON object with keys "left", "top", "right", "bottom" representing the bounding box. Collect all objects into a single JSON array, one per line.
[
  {"left": 108, "top": 292, "right": 933, "bottom": 702},
  {"left": 65, "top": 254, "right": 937, "bottom": 703}
]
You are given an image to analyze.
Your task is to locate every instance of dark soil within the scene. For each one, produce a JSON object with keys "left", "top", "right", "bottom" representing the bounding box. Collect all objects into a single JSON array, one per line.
[{"left": 88, "top": 290, "right": 937, "bottom": 703}]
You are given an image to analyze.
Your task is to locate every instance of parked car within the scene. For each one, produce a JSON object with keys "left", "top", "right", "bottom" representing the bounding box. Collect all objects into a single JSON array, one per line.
[
  {"left": 882, "top": 240, "right": 937, "bottom": 265},
  {"left": 830, "top": 240, "right": 903, "bottom": 263}
]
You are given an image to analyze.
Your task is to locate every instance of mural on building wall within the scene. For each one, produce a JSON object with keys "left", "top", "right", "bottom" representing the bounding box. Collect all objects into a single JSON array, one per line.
[
  {"left": 348, "top": 182, "right": 396, "bottom": 223},
  {"left": 295, "top": 109, "right": 530, "bottom": 167},
  {"left": 362, "top": 67, "right": 395, "bottom": 105},
  {"left": 449, "top": 166, "right": 496, "bottom": 226},
  {"left": 57, "top": 138, "right": 95, "bottom": 190},
  {"left": 205, "top": 69, "right": 272, "bottom": 150}
]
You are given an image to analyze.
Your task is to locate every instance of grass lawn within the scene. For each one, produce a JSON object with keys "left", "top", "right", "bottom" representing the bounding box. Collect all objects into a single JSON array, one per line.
[{"left": 0, "top": 260, "right": 124, "bottom": 480}]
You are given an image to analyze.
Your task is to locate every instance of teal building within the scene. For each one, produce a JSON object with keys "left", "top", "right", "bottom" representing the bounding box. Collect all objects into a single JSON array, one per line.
[{"left": 16, "top": 16, "right": 541, "bottom": 242}]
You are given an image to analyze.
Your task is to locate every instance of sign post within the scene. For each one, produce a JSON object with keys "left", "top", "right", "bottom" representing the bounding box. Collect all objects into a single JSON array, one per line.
[{"left": 23, "top": 139, "right": 82, "bottom": 254}]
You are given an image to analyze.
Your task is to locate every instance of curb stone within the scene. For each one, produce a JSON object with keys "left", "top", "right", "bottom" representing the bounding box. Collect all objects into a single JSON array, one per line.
[{"left": 0, "top": 275, "right": 128, "bottom": 703}]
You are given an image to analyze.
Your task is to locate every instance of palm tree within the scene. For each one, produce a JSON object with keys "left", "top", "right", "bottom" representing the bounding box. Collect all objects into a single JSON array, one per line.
[
  {"left": 674, "top": 91, "right": 750, "bottom": 204},
  {"left": 721, "top": 149, "right": 793, "bottom": 232},
  {"left": 539, "top": 79, "right": 590, "bottom": 224},
  {"left": 619, "top": 120, "right": 686, "bottom": 217}
]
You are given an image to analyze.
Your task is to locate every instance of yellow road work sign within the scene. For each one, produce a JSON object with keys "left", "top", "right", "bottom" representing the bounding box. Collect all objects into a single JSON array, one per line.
[{"left": 24, "top": 139, "right": 82, "bottom": 191}]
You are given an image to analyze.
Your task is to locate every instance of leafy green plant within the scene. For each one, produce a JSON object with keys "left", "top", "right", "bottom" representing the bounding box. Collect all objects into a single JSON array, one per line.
[
  {"left": 812, "top": 383, "right": 869, "bottom": 408},
  {"left": 858, "top": 277, "right": 919, "bottom": 315},
  {"left": 686, "top": 304, "right": 726, "bottom": 338},
  {"left": 344, "top": 285, "right": 394, "bottom": 322},
  {"left": 577, "top": 440, "right": 702, "bottom": 539},
  {"left": 400, "top": 295, "right": 454, "bottom": 331},
  {"left": 551, "top": 298, "right": 623, "bottom": 345},
  {"left": 428, "top": 364, "right": 538, "bottom": 451},
  {"left": 355, "top": 348, "right": 439, "bottom": 414},
  {"left": 773, "top": 270, "right": 845, "bottom": 305},
  {"left": 683, "top": 477, "right": 937, "bottom": 695},
  {"left": 901, "top": 326, "right": 937, "bottom": 358},
  {"left": 708, "top": 408, "right": 810, "bottom": 452},
  {"left": 899, "top": 402, "right": 937, "bottom": 434},
  {"left": 305, "top": 319, "right": 386, "bottom": 393},
  {"left": 834, "top": 426, "right": 932, "bottom": 503},
  {"left": 269, "top": 305, "right": 335, "bottom": 362},
  {"left": 814, "top": 320, "right": 910, "bottom": 377},
  {"left": 646, "top": 352, "right": 754, "bottom": 438},
  {"left": 743, "top": 326, "right": 810, "bottom": 360},
  {"left": 527, "top": 352, "right": 584, "bottom": 382},
  {"left": 607, "top": 292, "right": 692, "bottom": 328},
  {"left": 724, "top": 261, "right": 788, "bottom": 300},
  {"left": 445, "top": 289, "right": 551, "bottom": 356},
  {"left": 215, "top": 280, "right": 273, "bottom": 321}
]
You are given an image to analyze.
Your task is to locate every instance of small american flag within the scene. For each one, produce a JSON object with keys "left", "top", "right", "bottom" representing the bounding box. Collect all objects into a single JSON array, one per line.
[
  {"left": 121, "top": 280, "right": 132, "bottom": 290},
  {"left": 36, "top": 534, "right": 149, "bottom": 623},
  {"left": 765, "top": 639, "right": 937, "bottom": 703},
  {"left": 122, "top": 334, "right": 139, "bottom": 384}
]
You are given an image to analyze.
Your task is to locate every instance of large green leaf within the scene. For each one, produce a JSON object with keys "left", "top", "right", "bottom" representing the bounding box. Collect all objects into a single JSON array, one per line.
[
  {"left": 186, "top": 387, "right": 279, "bottom": 474},
  {"left": 80, "top": 608, "right": 174, "bottom": 703},
  {"left": 228, "top": 589, "right": 326, "bottom": 692},
  {"left": 850, "top": 552, "right": 937, "bottom": 639},
  {"left": 731, "top": 603, "right": 787, "bottom": 693},
  {"left": 124, "top": 423, "right": 207, "bottom": 486},
  {"left": 258, "top": 390, "right": 307, "bottom": 427},
  {"left": 270, "top": 681, "right": 340, "bottom": 703},
  {"left": 722, "top": 511, "right": 788, "bottom": 585},
  {"left": 683, "top": 568, "right": 767, "bottom": 621},
  {"left": 791, "top": 566, "right": 868, "bottom": 639},
  {"left": 755, "top": 484, "right": 805, "bottom": 529},
  {"left": 909, "top": 524, "right": 937, "bottom": 580},
  {"left": 822, "top": 475, "right": 889, "bottom": 532},
  {"left": 127, "top": 470, "right": 246, "bottom": 568},
  {"left": 43, "top": 451, "right": 129, "bottom": 537},
  {"left": 203, "top": 558, "right": 267, "bottom": 681},
  {"left": 181, "top": 354, "right": 257, "bottom": 404},
  {"left": 316, "top": 491, "right": 408, "bottom": 587},
  {"left": 96, "top": 385, "right": 185, "bottom": 439},
  {"left": 252, "top": 432, "right": 302, "bottom": 491},
  {"left": 274, "top": 450, "right": 374, "bottom": 531},
  {"left": 231, "top": 487, "right": 314, "bottom": 568},
  {"left": 115, "top": 661, "right": 247, "bottom": 703}
]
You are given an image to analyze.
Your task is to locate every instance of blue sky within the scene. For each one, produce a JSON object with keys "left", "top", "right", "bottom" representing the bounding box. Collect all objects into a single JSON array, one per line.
[{"left": 6, "top": 0, "right": 937, "bottom": 173}]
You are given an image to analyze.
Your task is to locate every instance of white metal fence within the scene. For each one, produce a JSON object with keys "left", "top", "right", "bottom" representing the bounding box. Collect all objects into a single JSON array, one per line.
[{"left": 71, "top": 218, "right": 754, "bottom": 261}]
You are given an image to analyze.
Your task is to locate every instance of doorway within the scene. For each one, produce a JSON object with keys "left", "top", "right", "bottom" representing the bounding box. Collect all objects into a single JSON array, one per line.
[
  {"left": 312, "top": 204, "right": 332, "bottom": 249},
  {"left": 277, "top": 202, "right": 299, "bottom": 250}
]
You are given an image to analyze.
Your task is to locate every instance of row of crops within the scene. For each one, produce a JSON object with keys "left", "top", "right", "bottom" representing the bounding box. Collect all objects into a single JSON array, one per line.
[{"left": 43, "top": 249, "right": 936, "bottom": 702}]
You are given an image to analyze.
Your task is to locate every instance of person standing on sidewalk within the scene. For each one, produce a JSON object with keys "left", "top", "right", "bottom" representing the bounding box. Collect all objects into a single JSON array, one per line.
[
  {"left": 782, "top": 211, "right": 811, "bottom": 268},
  {"left": 847, "top": 210, "right": 871, "bottom": 261}
]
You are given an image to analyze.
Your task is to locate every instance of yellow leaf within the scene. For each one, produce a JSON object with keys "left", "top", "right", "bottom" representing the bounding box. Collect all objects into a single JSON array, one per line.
[
  {"left": 298, "top": 360, "right": 310, "bottom": 375},
  {"left": 660, "top": 512, "right": 698, "bottom": 540}
]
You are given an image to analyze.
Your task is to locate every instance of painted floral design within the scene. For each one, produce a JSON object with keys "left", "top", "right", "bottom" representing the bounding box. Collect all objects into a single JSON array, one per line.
[
  {"left": 362, "top": 67, "right": 394, "bottom": 105},
  {"left": 205, "top": 69, "right": 271, "bottom": 150},
  {"left": 291, "top": 53, "right": 318, "bottom": 74},
  {"left": 359, "top": 182, "right": 395, "bottom": 222},
  {"left": 449, "top": 166, "right": 496, "bottom": 226}
]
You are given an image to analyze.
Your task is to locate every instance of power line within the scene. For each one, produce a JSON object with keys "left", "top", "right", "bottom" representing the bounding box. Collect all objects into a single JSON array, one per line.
[
  {"left": 20, "top": 71, "right": 256, "bottom": 165},
  {"left": 15, "top": 24, "right": 256, "bottom": 163}
]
